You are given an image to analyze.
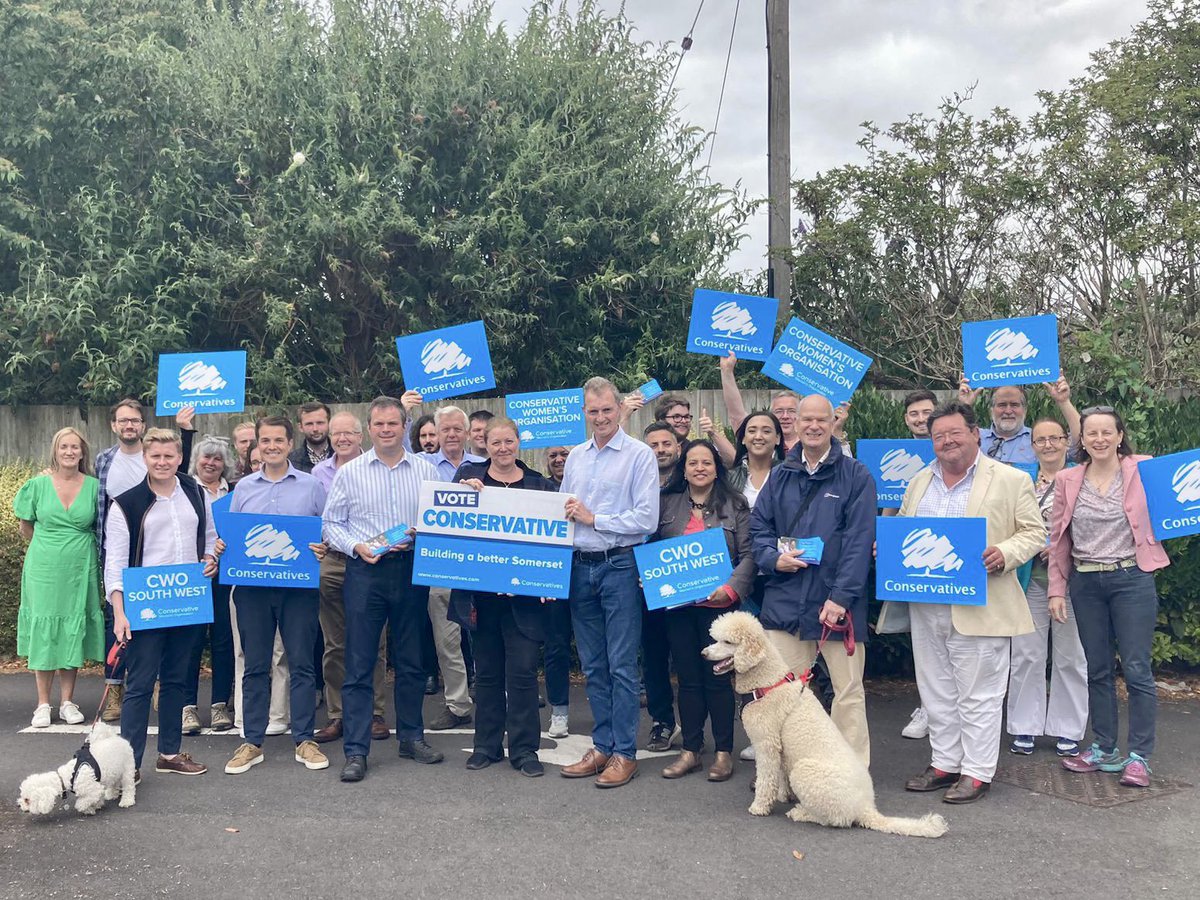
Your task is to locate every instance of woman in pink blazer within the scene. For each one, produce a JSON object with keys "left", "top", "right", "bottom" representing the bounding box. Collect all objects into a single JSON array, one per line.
[{"left": 1047, "top": 407, "right": 1169, "bottom": 788}]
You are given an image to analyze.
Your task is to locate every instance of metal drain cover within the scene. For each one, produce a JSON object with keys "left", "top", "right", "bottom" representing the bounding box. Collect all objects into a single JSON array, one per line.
[{"left": 994, "top": 756, "right": 1192, "bottom": 808}]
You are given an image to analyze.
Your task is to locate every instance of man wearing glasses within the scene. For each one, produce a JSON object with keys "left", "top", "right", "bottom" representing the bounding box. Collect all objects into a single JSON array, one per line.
[{"left": 958, "top": 377, "right": 1081, "bottom": 464}]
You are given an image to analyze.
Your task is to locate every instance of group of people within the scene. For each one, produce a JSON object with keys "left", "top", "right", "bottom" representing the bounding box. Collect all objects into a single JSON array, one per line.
[{"left": 12, "top": 352, "right": 1171, "bottom": 798}]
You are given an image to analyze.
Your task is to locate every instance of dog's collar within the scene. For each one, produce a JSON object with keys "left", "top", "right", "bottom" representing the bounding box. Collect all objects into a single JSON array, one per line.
[{"left": 748, "top": 672, "right": 797, "bottom": 703}]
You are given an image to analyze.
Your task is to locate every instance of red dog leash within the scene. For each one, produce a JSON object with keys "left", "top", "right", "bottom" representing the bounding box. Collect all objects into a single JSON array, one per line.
[{"left": 747, "top": 617, "right": 856, "bottom": 703}]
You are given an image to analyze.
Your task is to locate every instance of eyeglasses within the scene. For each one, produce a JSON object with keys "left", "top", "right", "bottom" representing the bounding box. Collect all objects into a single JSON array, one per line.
[
  {"left": 115, "top": 418, "right": 143, "bottom": 426},
  {"left": 1032, "top": 436, "right": 1068, "bottom": 447},
  {"left": 931, "top": 429, "right": 973, "bottom": 445},
  {"left": 665, "top": 414, "right": 693, "bottom": 423},
  {"left": 331, "top": 431, "right": 361, "bottom": 439}
]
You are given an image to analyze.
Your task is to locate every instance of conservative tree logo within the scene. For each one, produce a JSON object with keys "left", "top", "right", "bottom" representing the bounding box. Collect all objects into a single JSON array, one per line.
[
  {"left": 710, "top": 300, "right": 758, "bottom": 338},
  {"left": 178, "top": 360, "right": 228, "bottom": 396},
  {"left": 984, "top": 327, "right": 1039, "bottom": 365},
  {"left": 244, "top": 523, "right": 301, "bottom": 565},
  {"left": 1172, "top": 459, "right": 1200, "bottom": 509},
  {"left": 421, "top": 338, "right": 473, "bottom": 378},
  {"left": 879, "top": 448, "right": 928, "bottom": 485},
  {"left": 901, "top": 527, "right": 964, "bottom": 577}
]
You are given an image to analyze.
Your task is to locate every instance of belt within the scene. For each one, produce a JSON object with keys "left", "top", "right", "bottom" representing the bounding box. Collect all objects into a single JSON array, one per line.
[
  {"left": 573, "top": 546, "right": 635, "bottom": 563},
  {"left": 1075, "top": 558, "right": 1137, "bottom": 573}
]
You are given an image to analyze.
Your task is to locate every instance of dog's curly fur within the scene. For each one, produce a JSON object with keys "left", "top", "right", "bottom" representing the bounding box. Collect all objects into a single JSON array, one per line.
[
  {"left": 704, "top": 612, "right": 948, "bottom": 838},
  {"left": 18, "top": 722, "right": 137, "bottom": 816}
]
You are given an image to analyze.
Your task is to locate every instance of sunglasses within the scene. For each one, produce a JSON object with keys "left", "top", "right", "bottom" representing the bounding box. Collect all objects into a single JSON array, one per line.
[{"left": 1081, "top": 405, "right": 1116, "bottom": 415}]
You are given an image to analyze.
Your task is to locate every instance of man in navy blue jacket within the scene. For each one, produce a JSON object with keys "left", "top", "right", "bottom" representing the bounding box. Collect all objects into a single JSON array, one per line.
[{"left": 749, "top": 394, "right": 877, "bottom": 766}]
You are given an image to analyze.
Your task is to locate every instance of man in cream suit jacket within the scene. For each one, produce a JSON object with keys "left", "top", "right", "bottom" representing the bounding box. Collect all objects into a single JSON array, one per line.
[{"left": 897, "top": 400, "right": 1045, "bottom": 803}]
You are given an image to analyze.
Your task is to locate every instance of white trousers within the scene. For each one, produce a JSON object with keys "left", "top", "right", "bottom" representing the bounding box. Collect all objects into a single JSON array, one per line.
[
  {"left": 911, "top": 603, "right": 1009, "bottom": 782},
  {"left": 1006, "top": 579, "right": 1089, "bottom": 740},
  {"left": 229, "top": 590, "right": 290, "bottom": 731},
  {"left": 428, "top": 587, "right": 473, "bottom": 716}
]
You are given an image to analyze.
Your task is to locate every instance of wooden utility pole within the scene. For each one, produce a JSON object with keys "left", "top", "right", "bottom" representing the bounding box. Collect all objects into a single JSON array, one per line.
[{"left": 766, "top": 0, "right": 792, "bottom": 314}]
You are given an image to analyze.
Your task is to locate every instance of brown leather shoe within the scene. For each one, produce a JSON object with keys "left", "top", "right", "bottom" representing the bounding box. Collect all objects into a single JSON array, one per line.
[
  {"left": 370, "top": 716, "right": 390, "bottom": 741},
  {"left": 561, "top": 748, "right": 611, "bottom": 778},
  {"left": 155, "top": 752, "right": 207, "bottom": 776},
  {"left": 314, "top": 719, "right": 343, "bottom": 744},
  {"left": 905, "top": 766, "right": 959, "bottom": 792},
  {"left": 596, "top": 755, "right": 638, "bottom": 788},
  {"left": 943, "top": 776, "right": 990, "bottom": 804},
  {"left": 707, "top": 751, "right": 734, "bottom": 782},
  {"left": 662, "top": 750, "right": 703, "bottom": 779}
]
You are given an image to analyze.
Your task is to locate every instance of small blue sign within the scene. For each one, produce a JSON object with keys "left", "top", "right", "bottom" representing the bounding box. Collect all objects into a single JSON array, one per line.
[
  {"left": 791, "top": 536, "right": 825, "bottom": 565},
  {"left": 369, "top": 523, "right": 412, "bottom": 557},
  {"left": 637, "top": 379, "right": 664, "bottom": 402},
  {"left": 761, "top": 318, "right": 872, "bottom": 406},
  {"left": 876, "top": 515, "right": 987, "bottom": 606},
  {"left": 506, "top": 389, "right": 586, "bottom": 449},
  {"left": 396, "top": 320, "right": 496, "bottom": 401},
  {"left": 412, "top": 534, "right": 573, "bottom": 599},
  {"left": 210, "top": 494, "right": 233, "bottom": 533},
  {"left": 124, "top": 563, "right": 213, "bottom": 630},
  {"left": 686, "top": 289, "right": 778, "bottom": 361},
  {"left": 857, "top": 439, "right": 936, "bottom": 510},
  {"left": 1008, "top": 461, "right": 1039, "bottom": 482},
  {"left": 1139, "top": 449, "right": 1200, "bottom": 541},
  {"left": 634, "top": 528, "right": 733, "bottom": 610},
  {"left": 962, "top": 314, "right": 1060, "bottom": 388},
  {"left": 218, "top": 512, "right": 323, "bottom": 589},
  {"left": 155, "top": 351, "right": 247, "bottom": 416}
]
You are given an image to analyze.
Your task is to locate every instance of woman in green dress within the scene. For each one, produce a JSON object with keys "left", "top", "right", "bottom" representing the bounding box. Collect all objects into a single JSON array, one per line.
[{"left": 13, "top": 427, "right": 106, "bottom": 727}]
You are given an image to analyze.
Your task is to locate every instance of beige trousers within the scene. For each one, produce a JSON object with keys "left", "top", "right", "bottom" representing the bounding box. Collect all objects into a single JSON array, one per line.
[{"left": 319, "top": 552, "right": 386, "bottom": 719}]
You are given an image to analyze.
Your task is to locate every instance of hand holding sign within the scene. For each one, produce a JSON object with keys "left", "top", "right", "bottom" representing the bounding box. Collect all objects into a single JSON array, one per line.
[
  {"left": 401, "top": 390, "right": 424, "bottom": 414},
  {"left": 982, "top": 546, "right": 1006, "bottom": 574},
  {"left": 175, "top": 406, "right": 197, "bottom": 432},
  {"left": 958, "top": 374, "right": 981, "bottom": 405},
  {"left": 564, "top": 496, "right": 595, "bottom": 527}
]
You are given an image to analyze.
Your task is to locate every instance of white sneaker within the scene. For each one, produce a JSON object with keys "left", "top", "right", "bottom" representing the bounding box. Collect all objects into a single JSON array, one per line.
[
  {"left": 31, "top": 704, "right": 52, "bottom": 728},
  {"left": 901, "top": 707, "right": 929, "bottom": 740},
  {"left": 265, "top": 722, "right": 290, "bottom": 736},
  {"left": 739, "top": 745, "right": 757, "bottom": 761},
  {"left": 547, "top": 714, "right": 569, "bottom": 738},
  {"left": 59, "top": 700, "right": 85, "bottom": 725}
]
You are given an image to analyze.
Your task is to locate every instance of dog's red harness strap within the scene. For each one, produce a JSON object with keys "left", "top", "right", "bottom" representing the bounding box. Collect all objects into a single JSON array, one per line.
[{"left": 750, "top": 672, "right": 797, "bottom": 702}]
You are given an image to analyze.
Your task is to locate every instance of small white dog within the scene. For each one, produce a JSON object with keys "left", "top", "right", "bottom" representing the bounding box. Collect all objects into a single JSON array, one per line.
[
  {"left": 704, "top": 612, "right": 947, "bottom": 838},
  {"left": 18, "top": 722, "right": 137, "bottom": 816}
]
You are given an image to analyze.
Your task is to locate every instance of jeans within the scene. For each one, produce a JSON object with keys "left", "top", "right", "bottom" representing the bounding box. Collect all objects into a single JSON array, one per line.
[
  {"left": 542, "top": 595, "right": 573, "bottom": 713},
  {"left": 666, "top": 605, "right": 734, "bottom": 753},
  {"left": 120, "top": 625, "right": 201, "bottom": 769},
  {"left": 1070, "top": 567, "right": 1159, "bottom": 757},
  {"left": 185, "top": 581, "right": 234, "bottom": 707},
  {"left": 473, "top": 595, "right": 543, "bottom": 765},
  {"left": 569, "top": 551, "right": 643, "bottom": 760},
  {"left": 234, "top": 586, "right": 319, "bottom": 746},
  {"left": 342, "top": 553, "right": 428, "bottom": 758},
  {"left": 641, "top": 606, "right": 676, "bottom": 729}
]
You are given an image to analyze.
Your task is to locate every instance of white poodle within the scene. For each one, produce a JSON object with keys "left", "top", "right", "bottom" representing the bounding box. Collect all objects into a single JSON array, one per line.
[
  {"left": 704, "top": 611, "right": 948, "bottom": 838},
  {"left": 18, "top": 722, "right": 137, "bottom": 816}
]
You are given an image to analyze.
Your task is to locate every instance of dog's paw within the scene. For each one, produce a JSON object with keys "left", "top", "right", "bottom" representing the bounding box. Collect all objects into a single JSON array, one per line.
[
  {"left": 118, "top": 796, "right": 135, "bottom": 809},
  {"left": 786, "top": 806, "right": 814, "bottom": 824},
  {"left": 748, "top": 801, "right": 773, "bottom": 817}
]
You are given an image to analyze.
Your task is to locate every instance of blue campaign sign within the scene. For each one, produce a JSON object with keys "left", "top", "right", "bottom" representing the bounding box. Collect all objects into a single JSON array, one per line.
[
  {"left": 686, "top": 289, "right": 778, "bottom": 361},
  {"left": 761, "top": 318, "right": 872, "bottom": 406},
  {"left": 637, "top": 379, "right": 664, "bottom": 402},
  {"left": 857, "top": 439, "right": 936, "bottom": 510},
  {"left": 218, "top": 512, "right": 323, "bottom": 589},
  {"left": 1139, "top": 449, "right": 1200, "bottom": 541},
  {"left": 506, "top": 389, "right": 586, "bottom": 449},
  {"left": 876, "top": 515, "right": 988, "bottom": 606},
  {"left": 961, "top": 314, "right": 1060, "bottom": 388},
  {"left": 209, "top": 494, "right": 233, "bottom": 534},
  {"left": 155, "top": 351, "right": 247, "bottom": 416},
  {"left": 124, "top": 563, "right": 213, "bottom": 630},
  {"left": 396, "top": 320, "right": 496, "bottom": 401},
  {"left": 634, "top": 528, "right": 733, "bottom": 611},
  {"left": 412, "top": 534, "right": 573, "bottom": 599}
]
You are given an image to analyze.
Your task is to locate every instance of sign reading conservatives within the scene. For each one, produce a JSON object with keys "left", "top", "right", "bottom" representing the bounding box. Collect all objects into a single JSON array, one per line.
[
  {"left": 156, "top": 350, "right": 247, "bottom": 416},
  {"left": 124, "top": 563, "right": 214, "bottom": 630},
  {"left": 1139, "top": 448, "right": 1200, "bottom": 541},
  {"left": 218, "top": 512, "right": 323, "bottom": 589},
  {"left": 761, "top": 318, "right": 872, "bottom": 406},
  {"left": 686, "top": 288, "right": 778, "bottom": 361},
  {"left": 875, "top": 515, "right": 987, "bottom": 606},
  {"left": 505, "top": 388, "right": 586, "bottom": 449},
  {"left": 857, "top": 439, "right": 935, "bottom": 510},
  {"left": 961, "top": 314, "right": 1060, "bottom": 387},
  {"left": 396, "top": 320, "right": 496, "bottom": 401},
  {"left": 634, "top": 528, "right": 733, "bottom": 610}
]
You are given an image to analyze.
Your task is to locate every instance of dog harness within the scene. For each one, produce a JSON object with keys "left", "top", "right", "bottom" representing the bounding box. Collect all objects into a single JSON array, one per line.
[
  {"left": 61, "top": 741, "right": 102, "bottom": 796},
  {"left": 747, "top": 672, "right": 797, "bottom": 704}
]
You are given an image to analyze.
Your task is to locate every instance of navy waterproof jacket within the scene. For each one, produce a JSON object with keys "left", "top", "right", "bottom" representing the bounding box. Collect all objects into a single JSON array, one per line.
[{"left": 749, "top": 438, "right": 876, "bottom": 640}]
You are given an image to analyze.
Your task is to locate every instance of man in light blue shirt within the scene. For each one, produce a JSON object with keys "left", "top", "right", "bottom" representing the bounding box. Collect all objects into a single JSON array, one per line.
[
  {"left": 960, "top": 378, "right": 1081, "bottom": 465},
  {"left": 559, "top": 377, "right": 659, "bottom": 788}
]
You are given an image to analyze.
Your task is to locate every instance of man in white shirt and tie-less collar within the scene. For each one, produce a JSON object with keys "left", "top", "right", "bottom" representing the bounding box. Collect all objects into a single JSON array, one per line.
[
  {"left": 559, "top": 377, "right": 659, "bottom": 788},
  {"left": 323, "top": 396, "right": 443, "bottom": 783}
]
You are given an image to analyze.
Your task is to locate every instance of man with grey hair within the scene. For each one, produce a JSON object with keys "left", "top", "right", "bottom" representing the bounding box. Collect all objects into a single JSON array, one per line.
[
  {"left": 560, "top": 377, "right": 659, "bottom": 788},
  {"left": 416, "top": 404, "right": 483, "bottom": 730}
]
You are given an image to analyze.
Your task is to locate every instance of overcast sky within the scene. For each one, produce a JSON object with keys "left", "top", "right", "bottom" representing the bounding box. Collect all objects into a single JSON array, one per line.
[{"left": 474, "top": 0, "right": 1152, "bottom": 274}]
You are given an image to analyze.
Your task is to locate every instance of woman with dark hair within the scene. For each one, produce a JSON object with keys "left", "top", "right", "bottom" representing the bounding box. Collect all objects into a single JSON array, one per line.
[
  {"left": 657, "top": 440, "right": 756, "bottom": 782},
  {"left": 727, "top": 411, "right": 785, "bottom": 508},
  {"left": 1048, "top": 407, "right": 1170, "bottom": 788}
]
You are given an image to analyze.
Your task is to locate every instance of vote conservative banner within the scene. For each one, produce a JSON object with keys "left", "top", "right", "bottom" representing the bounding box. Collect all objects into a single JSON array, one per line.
[
  {"left": 686, "top": 288, "right": 778, "bottom": 361},
  {"left": 875, "top": 515, "right": 988, "bottom": 606},
  {"left": 760, "top": 318, "right": 872, "bottom": 406},
  {"left": 961, "top": 314, "right": 1060, "bottom": 388},
  {"left": 505, "top": 388, "right": 585, "bottom": 449},
  {"left": 634, "top": 528, "right": 733, "bottom": 610},
  {"left": 856, "top": 439, "right": 935, "bottom": 510},
  {"left": 396, "top": 320, "right": 496, "bottom": 401},
  {"left": 124, "top": 563, "right": 213, "bottom": 631},
  {"left": 155, "top": 350, "right": 247, "bottom": 416},
  {"left": 1138, "top": 448, "right": 1200, "bottom": 540},
  {"left": 412, "top": 482, "right": 574, "bottom": 598},
  {"left": 218, "top": 512, "right": 323, "bottom": 589}
]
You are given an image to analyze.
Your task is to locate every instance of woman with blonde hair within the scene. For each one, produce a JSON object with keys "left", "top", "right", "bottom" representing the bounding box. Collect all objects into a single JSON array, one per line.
[{"left": 13, "top": 427, "right": 106, "bottom": 727}]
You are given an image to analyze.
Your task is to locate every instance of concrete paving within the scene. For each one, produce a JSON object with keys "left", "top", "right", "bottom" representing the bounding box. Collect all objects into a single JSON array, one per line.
[{"left": 1, "top": 673, "right": 1196, "bottom": 899}]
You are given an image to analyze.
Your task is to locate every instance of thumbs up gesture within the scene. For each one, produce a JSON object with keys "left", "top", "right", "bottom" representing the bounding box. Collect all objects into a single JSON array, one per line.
[{"left": 699, "top": 407, "right": 716, "bottom": 437}]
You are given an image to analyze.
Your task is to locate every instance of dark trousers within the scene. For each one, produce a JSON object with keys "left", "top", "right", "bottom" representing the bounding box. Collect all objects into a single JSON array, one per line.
[
  {"left": 641, "top": 606, "right": 676, "bottom": 728},
  {"left": 313, "top": 622, "right": 325, "bottom": 694},
  {"left": 342, "top": 553, "right": 428, "bottom": 757},
  {"left": 234, "top": 585, "right": 319, "bottom": 746},
  {"left": 120, "top": 624, "right": 201, "bottom": 768},
  {"left": 473, "top": 596, "right": 543, "bottom": 765},
  {"left": 543, "top": 596, "right": 573, "bottom": 710},
  {"left": 1070, "top": 567, "right": 1159, "bottom": 757},
  {"left": 103, "top": 602, "right": 126, "bottom": 683},
  {"left": 185, "top": 581, "right": 234, "bottom": 707},
  {"left": 666, "top": 605, "right": 735, "bottom": 753},
  {"left": 421, "top": 607, "right": 438, "bottom": 679}
]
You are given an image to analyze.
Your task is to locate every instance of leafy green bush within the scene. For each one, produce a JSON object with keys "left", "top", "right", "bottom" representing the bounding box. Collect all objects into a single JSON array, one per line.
[{"left": 0, "top": 461, "right": 38, "bottom": 658}]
